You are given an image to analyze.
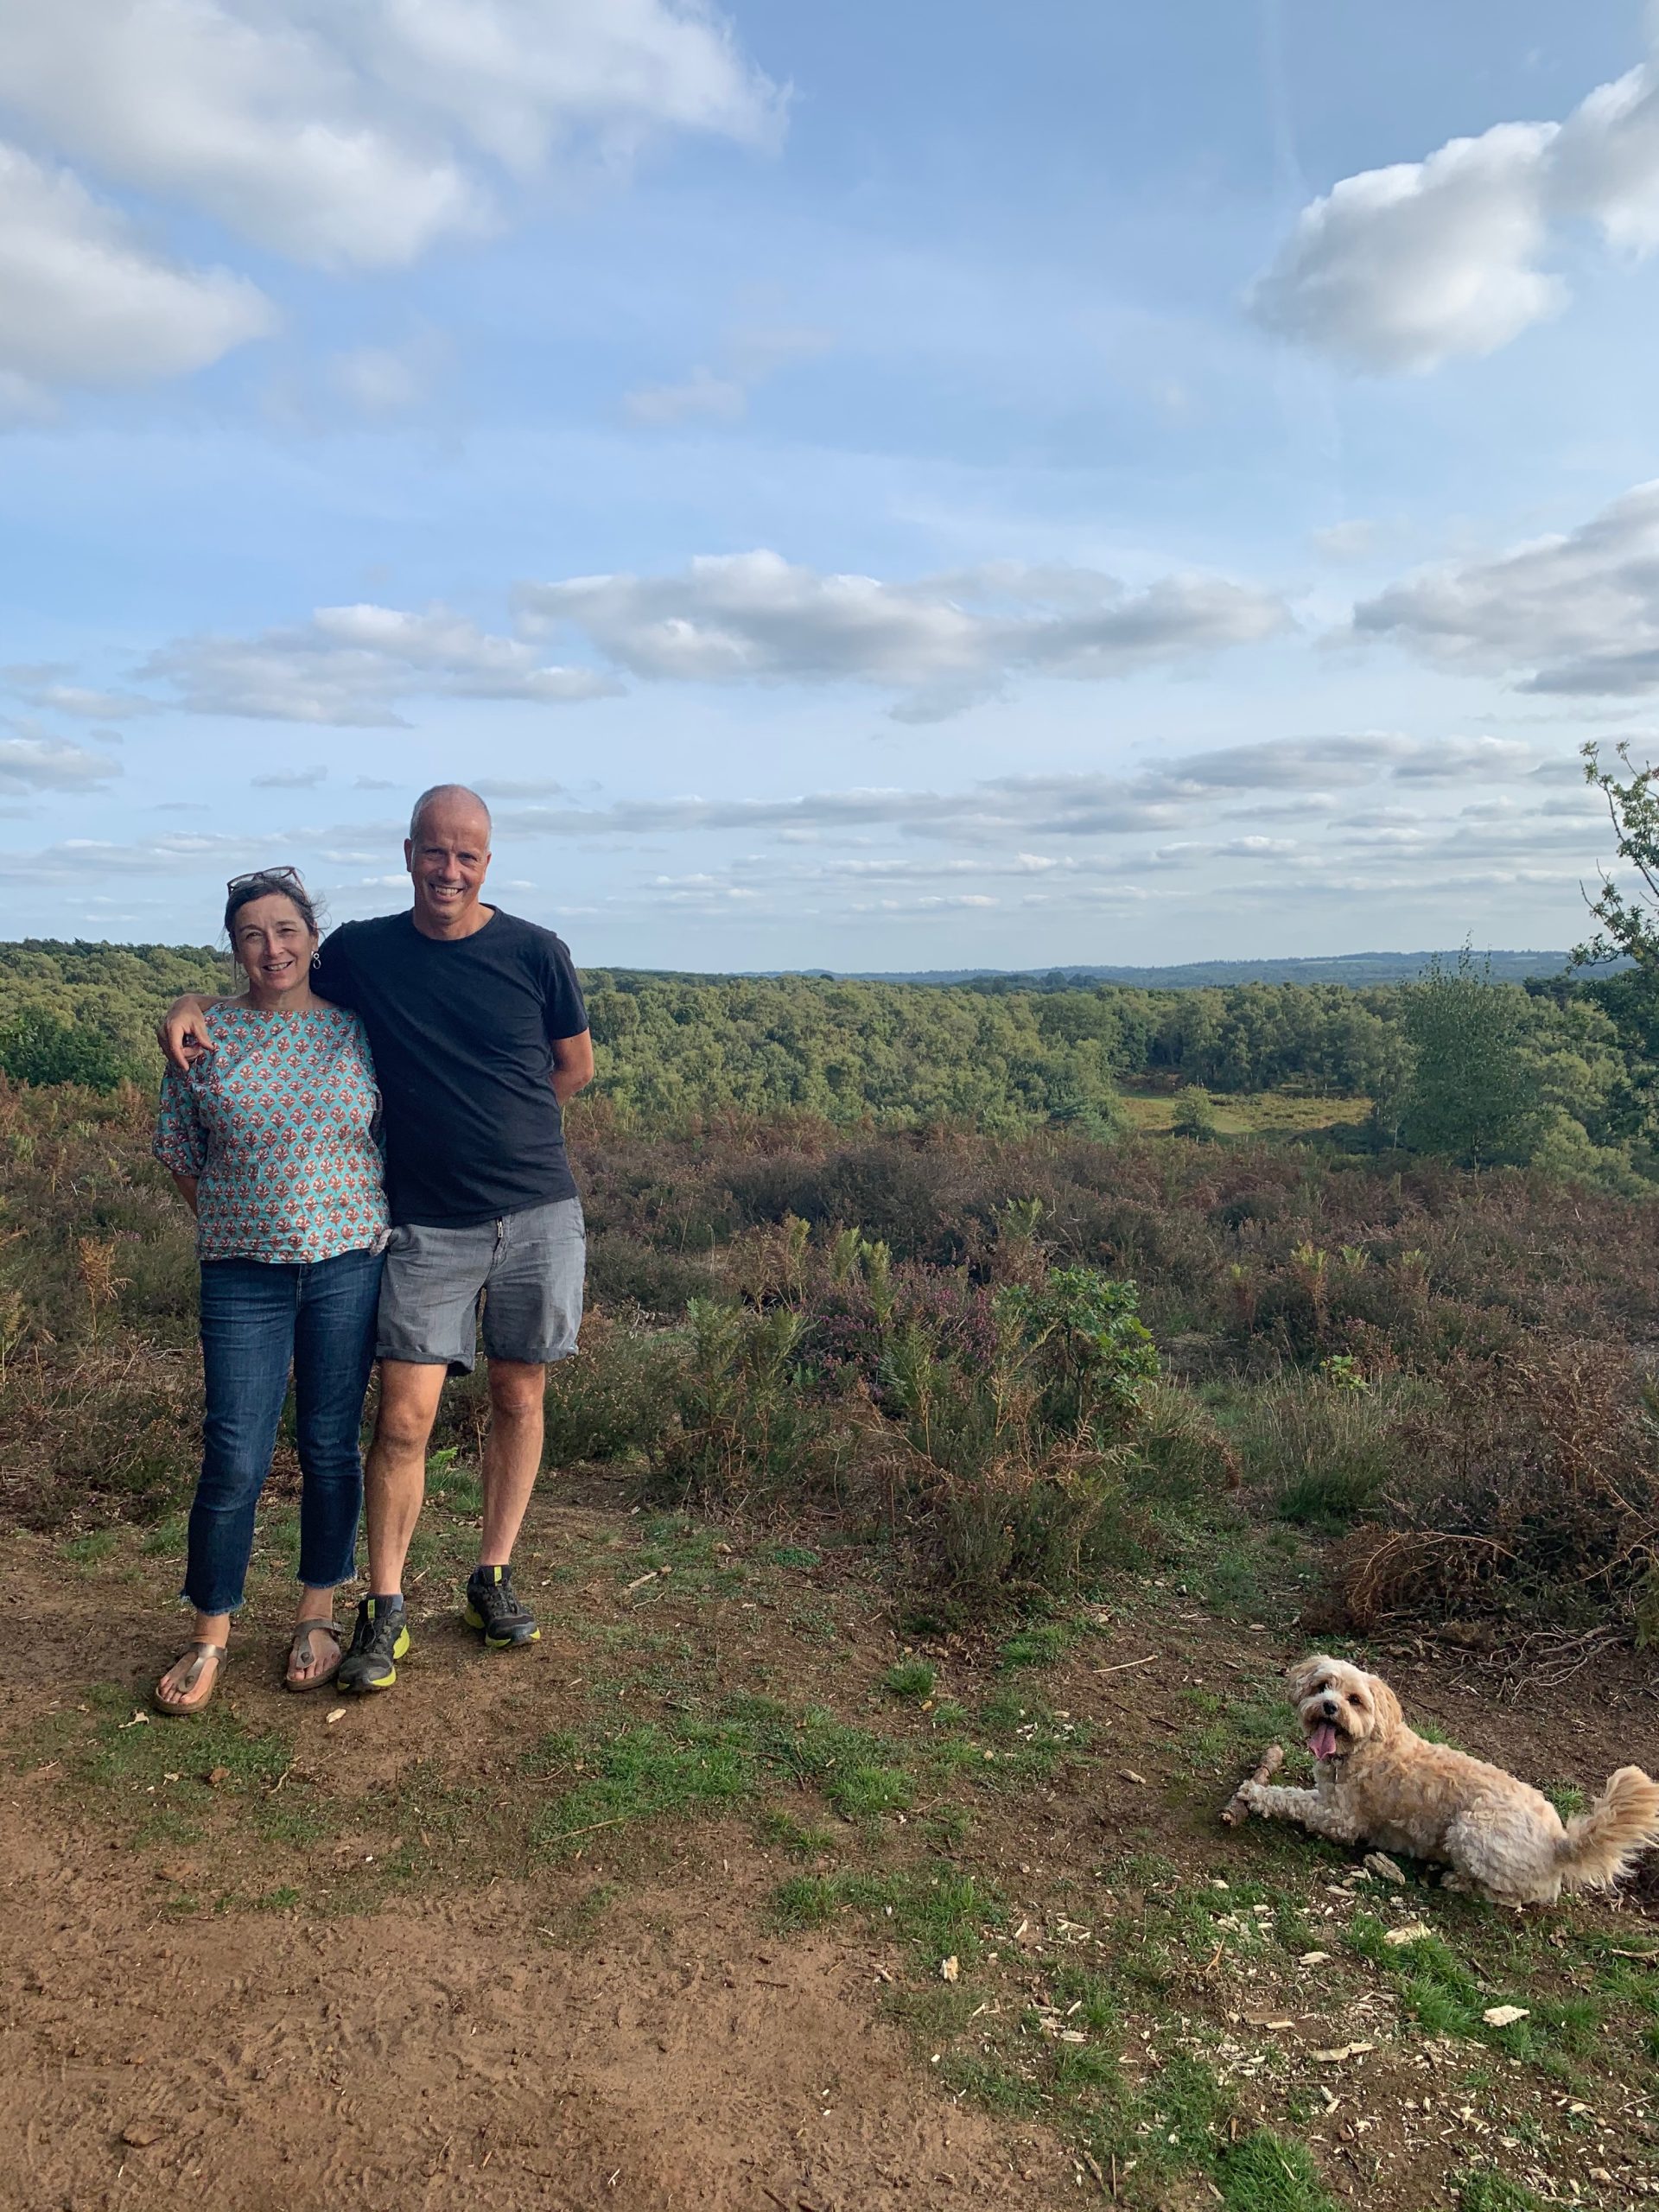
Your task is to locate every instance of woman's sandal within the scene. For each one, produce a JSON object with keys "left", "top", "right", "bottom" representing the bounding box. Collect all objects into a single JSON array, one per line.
[
  {"left": 285, "top": 1618, "right": 342, "bottom": 1694},
  {"left": 154, "top": 1640, "right": 226, "bottom": 1717}
]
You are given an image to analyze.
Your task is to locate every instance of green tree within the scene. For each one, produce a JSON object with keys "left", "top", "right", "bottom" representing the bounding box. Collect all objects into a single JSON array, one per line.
[
  {"left": 1399, "top": 951, "right": 1541, "bottom": 1166},
  {"left": 0, "top": 1008, "right": 128, "bottom": 1090}
]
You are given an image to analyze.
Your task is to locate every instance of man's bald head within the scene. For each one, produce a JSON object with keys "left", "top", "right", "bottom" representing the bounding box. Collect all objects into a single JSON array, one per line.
[
  {"left": 405, "top": 784, "right": 495, "bottom": 938},
  {"left": 410, "top": 783, "right": 492, "bottom": 845}
]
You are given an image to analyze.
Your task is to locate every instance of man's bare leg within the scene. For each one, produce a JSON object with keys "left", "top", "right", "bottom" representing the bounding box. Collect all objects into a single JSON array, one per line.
[
  {"left": 364, "top": 1361, "right": 448, "bottom": 1595},
  {"left": 478, "top": 1357, "right": 546, "bottom": 1568}
]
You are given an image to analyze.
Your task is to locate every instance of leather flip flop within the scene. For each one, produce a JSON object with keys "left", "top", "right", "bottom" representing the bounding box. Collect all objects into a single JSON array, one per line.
[
  {"left": 285, "top": 1618, "right": 343, "bottom": 1694},
  {"left": 155, "top": 1640, "right": 226, "bottom": 1717}
]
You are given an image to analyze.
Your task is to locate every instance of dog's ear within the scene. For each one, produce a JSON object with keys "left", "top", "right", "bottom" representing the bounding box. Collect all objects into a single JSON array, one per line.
[
  {"left": 1364, "top": 1672, "right": 1402, "bottom": 1736},
  {"left": 1286, "top": 1654, "right": 1326, "bottom": 1704}
]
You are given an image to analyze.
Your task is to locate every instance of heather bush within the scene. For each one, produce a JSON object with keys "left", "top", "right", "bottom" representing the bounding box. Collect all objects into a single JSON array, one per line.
[
  {"left": 1337, "top": 1343, "right": 1659, "bottom": 1633},
  {"left": 543, "top": 1314, "right": 689, "bottom": 1465}
]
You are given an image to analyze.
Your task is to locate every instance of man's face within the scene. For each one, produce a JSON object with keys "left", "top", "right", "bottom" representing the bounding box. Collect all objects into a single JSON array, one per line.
[{"left": 405, "top": 804, "right": 492, "bottom": 925}]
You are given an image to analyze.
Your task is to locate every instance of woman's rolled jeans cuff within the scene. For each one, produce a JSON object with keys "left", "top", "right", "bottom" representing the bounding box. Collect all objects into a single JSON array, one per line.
[{"left": 183, "top": 1246, "right": 382, "bottom": 1618}]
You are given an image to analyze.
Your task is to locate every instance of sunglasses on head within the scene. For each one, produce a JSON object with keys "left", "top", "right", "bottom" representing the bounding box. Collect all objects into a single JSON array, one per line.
[{"left": 226, "top": 865, "right": 306, "bottom": 893}]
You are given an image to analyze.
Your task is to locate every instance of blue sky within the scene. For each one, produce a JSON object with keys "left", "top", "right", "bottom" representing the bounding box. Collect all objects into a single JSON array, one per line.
[{"left": 3, "top": 0, "right": 1659, "bottom": 969}]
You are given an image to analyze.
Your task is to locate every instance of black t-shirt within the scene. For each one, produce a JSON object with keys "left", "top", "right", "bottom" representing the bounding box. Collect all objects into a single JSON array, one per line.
[{"left": 313, "top": 908, "right": 588, "bottom": 1227}]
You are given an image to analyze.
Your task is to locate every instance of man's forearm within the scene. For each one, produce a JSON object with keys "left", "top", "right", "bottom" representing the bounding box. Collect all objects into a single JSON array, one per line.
[{"left": 551, "top": 1067, "right": 593, "bottom": 1107}]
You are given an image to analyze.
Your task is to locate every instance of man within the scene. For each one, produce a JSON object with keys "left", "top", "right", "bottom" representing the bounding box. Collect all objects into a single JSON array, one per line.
[{"left": 161, "top": 785, "right": 594, "bottom": 1694}]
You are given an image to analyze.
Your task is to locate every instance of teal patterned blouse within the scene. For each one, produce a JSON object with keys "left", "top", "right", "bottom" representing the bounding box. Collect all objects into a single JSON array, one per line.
[{"left": 154, "top": 1005, "right": 389, "bottom": 1265}]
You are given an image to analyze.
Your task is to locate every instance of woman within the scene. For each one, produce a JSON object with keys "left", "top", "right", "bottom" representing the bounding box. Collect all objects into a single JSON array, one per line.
[{"left": 151, "top": 867, "right": 388, "bottom": 1711}]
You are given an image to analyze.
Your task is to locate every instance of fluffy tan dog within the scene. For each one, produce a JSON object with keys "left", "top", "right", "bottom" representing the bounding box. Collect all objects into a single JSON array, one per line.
[{"left": 1236, "top": 1655, "right": 1659, "bottom": 1905}]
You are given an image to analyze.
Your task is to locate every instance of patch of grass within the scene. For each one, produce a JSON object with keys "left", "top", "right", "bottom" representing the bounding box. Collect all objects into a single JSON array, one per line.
[
  {"left": 882, "top": 1659, "right": 938, "bottom": 1700},
  {"left": 767, "top": 1544, "right": 821, "bottom": 1570},
  {"left": 1454, "top": 2171, "right": 1548, "bottom": 2212},
  {"left": 1217, "top": 2130, "right": 1341, "bottom": 2212},
  {"left": 937, "top": 2051, "right": 1045, "bottom": 2115},
  {"left": 923, "top": 1805, "right": 974, "bottom": 1851},
  {"left": 828, "top": 1762, "right": 914, "bottom": 1818},
  {"left": 530, "top": 1719, "right": 753, "bottom": 1855},
  {"left": 1543, "top": 1781, "right": 1586, "bottom": 1821},
  {"left": 525, "top": 1694, "right": 930, "bottom": 1856},
  {"left": 1346, "top": 1914, "right": 1588, "bottom": 2056},
  {"left": 768, "top": 1866, "right": 998, "bottom": 1966},
  {"left": 138, "top": 1513, "right": 188, "bottom": 1557},
  {"left": 997, "top": 1623, "right": 1070, "bottom": 1669},
  {"left": 754, "top": 1807, "right": 842, "bottom": 1857},
  {"left": 60, "top": 1529, "right": 120, "bottom": 1566},
  {"left": 424, "top": 1446, "right": 483, "bottom": 1516}
]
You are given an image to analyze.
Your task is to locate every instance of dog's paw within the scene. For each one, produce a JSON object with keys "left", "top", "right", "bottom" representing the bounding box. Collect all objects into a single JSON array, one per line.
[{"left": 1236, "top": 1781, "right": 1268, "bottom": 1812}]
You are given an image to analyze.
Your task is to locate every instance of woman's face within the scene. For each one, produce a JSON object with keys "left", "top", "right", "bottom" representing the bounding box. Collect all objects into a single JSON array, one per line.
[{"left": 232, "top": 893, "right": 316, "bottom": 998}]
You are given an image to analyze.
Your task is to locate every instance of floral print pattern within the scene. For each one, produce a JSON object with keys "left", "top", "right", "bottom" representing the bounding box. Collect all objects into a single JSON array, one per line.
[{"left": 154, "top": 1006, "right": 389, "bottom": 1264}]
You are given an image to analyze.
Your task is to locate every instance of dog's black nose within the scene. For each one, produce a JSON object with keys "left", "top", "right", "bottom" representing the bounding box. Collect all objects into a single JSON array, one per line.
[{"left": 1320, "top": 1698, "right": 1339, "bottom": 1719}]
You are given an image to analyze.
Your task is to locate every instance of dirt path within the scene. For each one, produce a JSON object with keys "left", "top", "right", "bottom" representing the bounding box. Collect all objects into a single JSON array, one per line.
[
  {"left": 0, "top": 1504, "right": 1075, "bottom": 2212},
  {"left": 0, "top": 1794, "right": 1069, "bottom": 2212},
  {"left": 4, "top": 1491, "right": 1659, "bottom": 2212}
]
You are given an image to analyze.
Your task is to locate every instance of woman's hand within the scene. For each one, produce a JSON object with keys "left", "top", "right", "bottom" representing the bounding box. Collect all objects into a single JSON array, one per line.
[
  {"left": 158, "top": 995, "right": 219, "bottom": 1073},
  {"left": 169, "top": 1173, "right": 200, "bottom": 1217}
]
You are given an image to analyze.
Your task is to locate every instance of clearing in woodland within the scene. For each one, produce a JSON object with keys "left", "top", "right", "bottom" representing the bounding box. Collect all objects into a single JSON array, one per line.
[{"left": 3, "top": 1079, "right": 1659, "bottom": 2209}]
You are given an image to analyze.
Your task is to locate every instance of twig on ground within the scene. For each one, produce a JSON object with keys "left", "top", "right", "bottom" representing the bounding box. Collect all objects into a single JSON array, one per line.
[
  {"left": 1091, "top": 1654, "right": 1158, "bottom": 1676},
  {"left": 541, "top": 1815, "right": 632, "bottom": 1847},
  {"left": 1220, "top": 1742, "right": 1284, "bottom": 1826}
]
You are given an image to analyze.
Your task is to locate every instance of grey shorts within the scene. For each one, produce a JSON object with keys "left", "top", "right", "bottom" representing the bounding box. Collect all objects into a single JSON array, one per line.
[{"left": 377, "top": 1197, "right": 585, "bottom": 1374}]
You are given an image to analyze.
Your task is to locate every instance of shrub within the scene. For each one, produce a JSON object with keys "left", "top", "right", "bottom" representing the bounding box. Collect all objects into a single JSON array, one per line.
[
  {"left": 1337, "top": 1342, "right": 1659, "bottom": 1632},
  {"left": 0, "top": 1009, "right": 130, "bottom": 1091},
  {"left": 543, "top": 1315, "right": 687, "bottom": 1464},
  {"left": 1236, "top": 1371, "right": 1415, "bottom": 1531},
  {"left": 653, "top": 1298, "right": 855, "bottom": 1510}
]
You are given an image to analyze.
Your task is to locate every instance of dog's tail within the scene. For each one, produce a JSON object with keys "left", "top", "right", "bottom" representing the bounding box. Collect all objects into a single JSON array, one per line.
[{"left": 1557, "top": 1767, "right": 1659, "bottom": 1891}]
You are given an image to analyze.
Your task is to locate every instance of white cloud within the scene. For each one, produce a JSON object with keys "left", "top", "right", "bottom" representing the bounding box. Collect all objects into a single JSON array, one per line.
[
  {"left": 0, "top": 142, "right": 274, "bottom": 402},
  {"left": 328, "top": 339, "right": 439, "bottom": 416},
  {"left": 0, "top": 0, "right": 781, "bottom": 270},
  {"left": 1249, "top": 34, "right": 1659, "bottom": 371},
  {"left": 623, "top": 365, "right": 748, "bottom": 425},
  {"left": 1352, "top": 479, "right": 1659, "bottom": 694},
  {"left": 1312, "top": 520, "right": 1379, "bottom": 563},
  {"left": 251, "top": 766, "right": 327, "bottom": 788},
  {"left": 143, "top": 602, "right": 620, "bottom": 724},
  {"left": 490, "top": 732, "right": 1554, "bottom": 849},
  {"left": 13, "top": 679, "right": 160, "bottom": 719},
  {"left": 0, "top": 730, "right": 121, "bottom": 791},
  {"left": 518, "top": 548, "right": 1291, "bottom": 715},
  {"left": 623, "top": 323, "right": 832, "bottom": 428}
]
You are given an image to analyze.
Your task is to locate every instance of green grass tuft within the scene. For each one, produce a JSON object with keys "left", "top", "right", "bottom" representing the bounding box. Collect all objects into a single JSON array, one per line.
[
  {"left": 882, "top": 1659, "right": 938, "bottom": 1700},
  {"left": 1217, "top": 2130, "right": 1341, "bottom": 2212}
]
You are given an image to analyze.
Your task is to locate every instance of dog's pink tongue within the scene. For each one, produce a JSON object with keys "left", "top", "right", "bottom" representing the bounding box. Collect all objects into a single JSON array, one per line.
[{"left": 1309, "top": 1723, "right": 1340, "bottom": 1762}]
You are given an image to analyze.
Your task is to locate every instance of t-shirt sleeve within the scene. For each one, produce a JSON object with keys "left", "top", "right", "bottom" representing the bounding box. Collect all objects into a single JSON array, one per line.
[
  {"left": 153, "top": 1068, "right": 207, "bottom": 1177},
  {"left": 313, "top": 925, "right": 357, "bottom": 1010},
  {"left": 540, "top": 934, "right": 588, "bottom": 1042}
]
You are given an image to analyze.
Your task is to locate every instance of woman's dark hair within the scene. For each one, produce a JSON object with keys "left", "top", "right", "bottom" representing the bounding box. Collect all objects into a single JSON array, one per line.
[{"left": 223, "top": 866, "right": 322, "bottom": 951}]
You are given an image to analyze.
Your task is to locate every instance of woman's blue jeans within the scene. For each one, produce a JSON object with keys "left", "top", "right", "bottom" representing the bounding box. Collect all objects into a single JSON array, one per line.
[{"left": 184, "top": 1248, "right": 384, "bottom": 1617}]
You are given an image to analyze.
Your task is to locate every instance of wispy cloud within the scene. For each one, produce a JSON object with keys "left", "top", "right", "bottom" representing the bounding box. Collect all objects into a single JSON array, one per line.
[
  {"left": 0, "top": 730, "right": 122, "bottom": 793},
  {"left": 518, "top": 549, "right": 1292, "bottom": 718},
  {"left": 143, "top": 603, "right": 620, "bottom": 726},
  {"left": 1351, "top": 480, "right": 1659, "bottom": 695}
]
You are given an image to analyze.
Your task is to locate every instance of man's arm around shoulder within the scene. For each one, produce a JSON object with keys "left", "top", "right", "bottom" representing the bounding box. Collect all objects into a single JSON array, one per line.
[
  {"left": 550, "top": 1028, "right": 594, "bottom": 1108},
  {"left": 157, "top": 993, "right": 235, "bottom": 1073}
]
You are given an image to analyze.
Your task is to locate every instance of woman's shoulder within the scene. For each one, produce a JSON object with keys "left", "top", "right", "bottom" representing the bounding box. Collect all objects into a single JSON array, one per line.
[{"left": 309, "top": 1001, "right": 374, "bottom": 1051}]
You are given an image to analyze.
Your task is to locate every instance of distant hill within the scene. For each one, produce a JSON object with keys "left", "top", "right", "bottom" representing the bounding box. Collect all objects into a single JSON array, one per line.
[{"left": 817, "top": 951, "right": 1611, "bottom": 990}]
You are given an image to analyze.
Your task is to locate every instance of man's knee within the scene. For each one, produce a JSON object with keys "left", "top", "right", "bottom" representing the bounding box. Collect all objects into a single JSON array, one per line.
[
  {"left": 372, "top": 1366, "right": 446, "bottom": 1458},
  {"left": 487, "top": 1360, "right": 546, "bottom": 1421}
]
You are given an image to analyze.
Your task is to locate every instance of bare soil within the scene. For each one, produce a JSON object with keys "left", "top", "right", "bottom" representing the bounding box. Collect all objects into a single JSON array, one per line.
[{"left": 3, "top": 1478, "right": 1659, "bottom": 2212}]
